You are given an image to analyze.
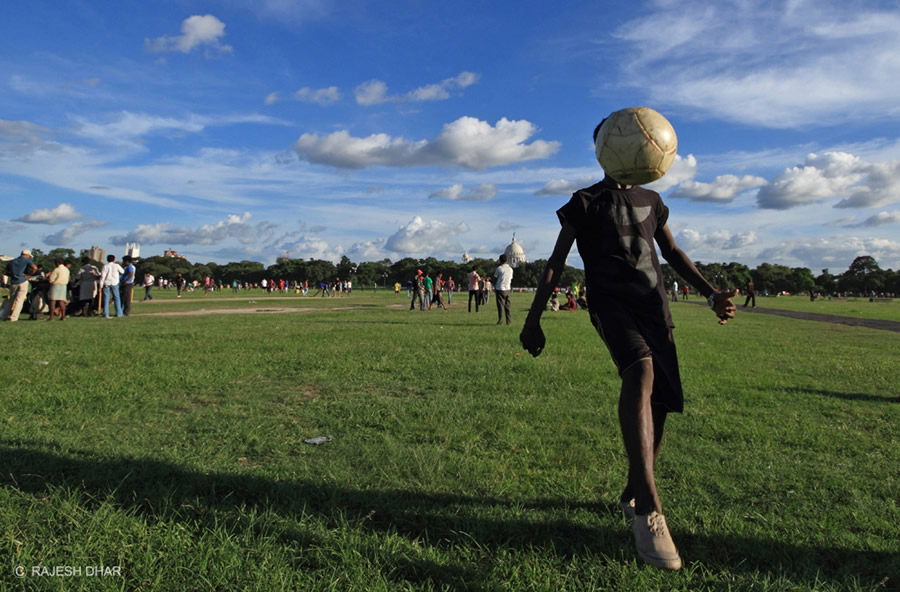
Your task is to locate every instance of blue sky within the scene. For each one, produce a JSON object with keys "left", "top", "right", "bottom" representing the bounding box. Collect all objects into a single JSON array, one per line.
[{"left": 2, "top": 0, "right": 900, "bottom": 273}]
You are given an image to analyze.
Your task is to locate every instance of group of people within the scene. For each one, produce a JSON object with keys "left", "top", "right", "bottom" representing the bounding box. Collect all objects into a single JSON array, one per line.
[
  {"left": 1, "top": 250, "right": 140, "bottom": 321},
  {"left": 406, "top": 254, "right": 515, "bottom": 324}
]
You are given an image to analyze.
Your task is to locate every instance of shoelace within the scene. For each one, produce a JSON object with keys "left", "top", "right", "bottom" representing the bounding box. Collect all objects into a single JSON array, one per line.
[{"left": 647, "top": 513, "right": 667, "bottom": 536}]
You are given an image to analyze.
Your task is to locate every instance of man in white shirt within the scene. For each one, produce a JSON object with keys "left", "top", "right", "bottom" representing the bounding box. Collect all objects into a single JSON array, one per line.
[
  {"left": 99, "top": 254, "right": 124, "bottom": 318},
  {"left": 493, "top": 254, "right": 514, "bottom": 325},
  {"left": 143, "top": 272, "right": 155, "bottom": 301}
]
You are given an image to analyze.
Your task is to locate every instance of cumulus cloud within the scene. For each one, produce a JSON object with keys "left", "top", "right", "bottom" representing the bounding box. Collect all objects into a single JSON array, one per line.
[
  {"left": 611, "top": 3, "right": 900, "bottom": 128},
  {"left": 429, "top": 183, "right": 497, "bottom": 201},
  {"left": 43, "top": 220, "right": 108, "bottom": 246},
  {"left": 279, "top": 235, "right": 342, "bottom": 261},
  {"left": 645, "top": 154, "right": 698, "bottom": 193},
  {"left": 669, "top": 174, "right": 767, "bottom": 202},
  {"left": 534, "top": 177, "right": 595, "bottom": 197},
  {"left": 294, "top": 116, "right": 559, "bottom": 170},
  {"left": 145, "top": 15, "right": 232, "bottom": 55},
  {"left": 293, "top": 86, "right": 340, "bottom": 105},
  {"left": 757, "top": 236, "right": 900, "bottom": 271},
  {"left": 111, "top": 212, "right": 276, "bottom": 246},
  {"left": 14, "top": 203, "right": 82, "bottom": 224},
  {"left": 345, "top": 238, "right": 387, "bottom": 260},
  {"left": 675, "top": 228, "right": 758, "bottom": 251},
  {"left": 847, "top": 211, "right": 900, "bottom": 228},
  {"left": 354, "top": 72, "right": 479, "bottom": 106},
  {"left": 498, "top": 221, "right": 522, "bottom": 231},
  {"left": 385, "top": 216, "right": 469, "bottom": 255},
  {"left": 757, "top": 151, "right": 900, "bottom": 210}
]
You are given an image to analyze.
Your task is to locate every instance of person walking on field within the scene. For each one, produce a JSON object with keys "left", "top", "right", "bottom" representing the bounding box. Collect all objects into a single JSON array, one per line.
[
  {"left": 743, "top": 281, "right": 756, "bottom": 308},
  {"left": 493, "top": 254, "right": 513, "bottom": 324},
  {"left": 520, "top": 119, "right": 737, "bottom": 572},
  {"left": 5, "top": 249, "right": 37, "bottom": 322},
  {"left": 467, "top": 266, "right": 481, "bottom": 313}
]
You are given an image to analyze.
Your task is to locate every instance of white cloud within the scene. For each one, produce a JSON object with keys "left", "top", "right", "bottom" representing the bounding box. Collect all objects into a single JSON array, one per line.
[
  {"left": 110, "top": 212, "right": 277, "bottom": 246},
  {"left": 294, "top": 116, "right": 559, "bottom": 170},
  {"left": 757, "top": 236, "right": 900, "bottom": 271},
  {"left": 429, "top": 183, "right": 497, "bottom": 201},
  {"left": 646, "top": 154, "right": 699, "bottom": 193},
  {"left": 354, "top": 72, "right": 480, "bottom": 106},
  {"left": 385, "top": 216, "right": 469, "bottom": 255},
  {"left": 14, "top": 203, "right": 82, "bottom": 224},
  {"left": 669, "top": 174, "right": 767, "bottom": 203},
  {"left": 43, "top": 220, "right": 108, "bottom": 246},
  {"left": 611, "top": 3, "right": 900, "bottom": 128},
  {"left": 292, "top": 86, "right": 340, "bottom": 105},
  {"left": 498, "top": 221, "right": 522, "bottom": 232},
  {"left": 265, "top": 92, "right": 280, "bottom": 105},
  {"left": 675, "top": 228, "right": 758, "bottom": 251},
  {"left": 279, "top": 235, "right": 341, "bottom": 261},
  {"left": 534, "top": 177, "right": 594, "bottom": 197},
  {"left": 757, "top": 151, "right": 900, "bottom": 210},
  {"left": 145, "top": 15, "right": 233, "bottom": 56},
  {"left": 847, "top": 211, "right": 900, "bottom": 228}
]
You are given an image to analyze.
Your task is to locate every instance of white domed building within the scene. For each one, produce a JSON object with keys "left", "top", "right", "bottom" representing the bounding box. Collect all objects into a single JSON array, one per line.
[{"left": 503, "top": 235, "right": 527, "bottom": 268}]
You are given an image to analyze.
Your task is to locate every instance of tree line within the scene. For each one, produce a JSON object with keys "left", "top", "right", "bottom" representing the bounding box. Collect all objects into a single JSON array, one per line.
[{"left": 25, "top": 248, "right": 899, "bottom": 296}]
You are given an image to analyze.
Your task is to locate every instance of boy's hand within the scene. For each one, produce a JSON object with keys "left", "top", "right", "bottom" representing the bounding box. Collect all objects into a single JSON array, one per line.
[
  {"left": 712, "top": 289, "right": 738, "bottom": 324},
  {"left": 520, "top": 324, "right": 546, "bottom": 357}
]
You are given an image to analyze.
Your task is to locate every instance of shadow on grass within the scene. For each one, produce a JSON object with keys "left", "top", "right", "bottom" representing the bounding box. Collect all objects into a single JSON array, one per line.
[{"left": 2, "top": 442, "right": 896, "bottom": 590}]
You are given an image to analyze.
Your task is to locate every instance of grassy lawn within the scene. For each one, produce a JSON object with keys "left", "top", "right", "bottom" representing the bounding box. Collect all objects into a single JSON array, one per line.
[
  {"left": 734, "top": 294, "right": 900, "bottom": 322},
  {"left": 1, "top": 292, "right": 898, "bottom": 591}
]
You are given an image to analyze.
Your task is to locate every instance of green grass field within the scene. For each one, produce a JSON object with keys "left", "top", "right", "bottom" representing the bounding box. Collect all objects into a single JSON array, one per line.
[{"left": 2, "top": 290, "right": 898, "bottom": 591}]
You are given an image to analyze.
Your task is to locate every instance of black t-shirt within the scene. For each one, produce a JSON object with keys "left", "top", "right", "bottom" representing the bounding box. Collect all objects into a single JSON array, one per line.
[{"left": 557, "top": 179, "right": 673, "bottom": 327}]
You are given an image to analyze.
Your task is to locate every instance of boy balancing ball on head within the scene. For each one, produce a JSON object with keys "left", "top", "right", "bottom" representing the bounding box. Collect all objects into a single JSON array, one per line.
[{"left": 520, "top": 107, "right": 737, "bottom": 571}]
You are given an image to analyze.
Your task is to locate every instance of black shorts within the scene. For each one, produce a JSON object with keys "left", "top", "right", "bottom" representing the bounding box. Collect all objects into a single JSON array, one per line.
[{"left": 589, "top": 297, "right": 684, "bottom": 413}]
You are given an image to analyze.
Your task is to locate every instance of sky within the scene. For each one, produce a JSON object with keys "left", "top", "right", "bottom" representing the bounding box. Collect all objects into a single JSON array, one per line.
[{"left": 2, "top": 0, "right": 900, "bottom": 273}]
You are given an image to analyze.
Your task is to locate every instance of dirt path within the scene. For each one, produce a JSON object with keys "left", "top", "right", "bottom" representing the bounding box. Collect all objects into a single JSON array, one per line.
[{"left": 683, "top": 301, "right": 900, "bottom": 333}]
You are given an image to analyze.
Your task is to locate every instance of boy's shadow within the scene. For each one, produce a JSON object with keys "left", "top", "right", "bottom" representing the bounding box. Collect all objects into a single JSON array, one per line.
[{"left": 1, "top": 442, "right": 895, "bottom": 590}]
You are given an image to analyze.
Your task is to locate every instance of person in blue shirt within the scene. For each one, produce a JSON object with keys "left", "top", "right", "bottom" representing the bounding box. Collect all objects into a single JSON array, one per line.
[{"left": 5, "top": 249, "right": 37, "bottom": 322}]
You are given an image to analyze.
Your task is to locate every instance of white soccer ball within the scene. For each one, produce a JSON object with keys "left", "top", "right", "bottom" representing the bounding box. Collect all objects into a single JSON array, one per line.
[{"left": 595, "top": 107, "right": 677, "bottom": 185}]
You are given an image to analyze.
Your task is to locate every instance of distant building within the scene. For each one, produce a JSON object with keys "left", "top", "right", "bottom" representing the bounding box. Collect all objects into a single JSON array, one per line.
[
  {"left": 462, "top": 251, "right": 473, "bottom": 264},
  {"left": 125, "top": 242, "right": 140, "bottom": 259},
  {"left": 81, "top": 246, "right": 105, "bottom": 262},
  {"left": 503, "top": 235, "right": 527, "bottom": 268},
  {"left": 163, "top": 249, "right": 186, "bottom": 259}
]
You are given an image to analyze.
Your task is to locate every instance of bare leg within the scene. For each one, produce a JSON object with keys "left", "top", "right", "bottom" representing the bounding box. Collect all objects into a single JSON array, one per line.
[{"left": 618, "top": 358, "right": 666, "bottom": 516}]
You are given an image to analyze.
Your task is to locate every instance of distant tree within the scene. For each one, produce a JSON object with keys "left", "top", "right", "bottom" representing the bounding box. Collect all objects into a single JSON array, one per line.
[
  {"left": 815, "top": 269, "right": 837, "bottom": 294},
  {"left": 840, "top": 255, "right": 882, "bottom": 294}
]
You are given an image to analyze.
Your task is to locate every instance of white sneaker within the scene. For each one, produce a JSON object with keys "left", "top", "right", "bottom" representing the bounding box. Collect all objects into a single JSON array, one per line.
[{"left": 631, "top": 511, "right": 682, "bottom": 571}]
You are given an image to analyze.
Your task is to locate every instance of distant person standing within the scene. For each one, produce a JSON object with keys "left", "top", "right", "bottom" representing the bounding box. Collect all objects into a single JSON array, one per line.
[
  {"left": 447, "top": 276, "right": 455, "bottom": 305},
  {"left": 75, "top": 256, "right": 100, "bottom": 316},
  {"left": 423, "top": 273, "right": 433, "bottom": 309},
  {"left": 5, "top": 249, "right": 37, "bottom": 322},
  {"left": 410, "top": 271, "right": 425, "bottom": 311},
  {"left": 682, "top": 284, "right": 689, "bottom": 300},
  {"left": 47, "top": 259, "right": 70, "bottom": 321},
  {"left": 493, "top": 254, "right": 513, "bottom": 324},
  {"left": 467, "top": 266, "right": 481, "bottom": 313},
  {"left": 100, "top": 255, "right": 124, "bottom": 318},
  {"left": 672, "top": 280, "right": 678, "bottom": 302},
  {"left": 176, "top": 273, "right": 186, "bottom": 298},
  {"left": 120, "top": 255, "right": 135, "bottom": 315},
  {"left": 743, "top": 281, "right": 756, "bottom": 308}
]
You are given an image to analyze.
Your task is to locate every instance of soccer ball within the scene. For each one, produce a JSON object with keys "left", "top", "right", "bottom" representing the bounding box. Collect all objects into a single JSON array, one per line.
[{"left": 595, "top": 107, "right": 677, "bottom": 185}]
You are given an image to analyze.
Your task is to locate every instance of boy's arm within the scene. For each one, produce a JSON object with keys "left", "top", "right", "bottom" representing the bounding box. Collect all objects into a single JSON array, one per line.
[
  {"left": 521, "top": 223, "right": 576, "bottom": 356},
  {"left": 654, "top": 224, "right": 737, "bottom": 324}
]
